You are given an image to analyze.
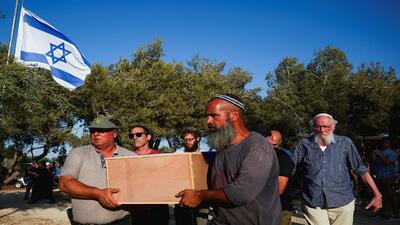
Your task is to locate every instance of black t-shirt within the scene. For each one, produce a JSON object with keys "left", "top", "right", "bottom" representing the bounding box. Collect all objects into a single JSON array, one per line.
[{"left": 275, "top": 147, "right": 295, "bottom": 211}]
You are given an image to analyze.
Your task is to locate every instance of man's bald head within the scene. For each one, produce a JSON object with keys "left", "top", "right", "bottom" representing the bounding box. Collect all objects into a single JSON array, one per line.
[
  {"left": 267, "top": 130, "right": 283, "bottom": 147},
  {"left": 208, "top": 94, "right": 244, "bottom": 113},
  {"left": 217, "top": 99, "right": 242, "bottom": 113}
]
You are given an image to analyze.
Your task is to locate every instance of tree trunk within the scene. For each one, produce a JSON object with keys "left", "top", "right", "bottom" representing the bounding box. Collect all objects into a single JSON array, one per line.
[
  {"left": 3, "top": 150, "right": 21, "bottom": 185},
  {"left": 33, "top": 144, "right": 51, "bottom": 161},
  {"left": 3, "top": 171, "right": 20, "bottom": 185}
]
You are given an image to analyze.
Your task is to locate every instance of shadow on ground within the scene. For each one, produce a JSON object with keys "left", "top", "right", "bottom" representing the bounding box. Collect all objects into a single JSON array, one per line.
[{"left": 0, "top": 190, "right": 71, "bottom": 214}]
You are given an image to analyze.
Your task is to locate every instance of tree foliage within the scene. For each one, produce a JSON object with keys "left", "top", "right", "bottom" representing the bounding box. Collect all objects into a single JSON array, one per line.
[
  {"left": 73, "top": 40, "right": 258, "bottom": 149},
  {"left": 262, "top": 47, "right": 399, "bottom": 148},
  {"left": 0, "top": 44, "right": 80, "bottom": 183},
  {"left": 1, "top": 41, "right": 398, "bottom": 182}
]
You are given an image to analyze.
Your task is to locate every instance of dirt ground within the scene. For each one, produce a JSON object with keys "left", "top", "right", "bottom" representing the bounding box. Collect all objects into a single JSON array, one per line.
[
  {"left": 0, "top": 186, "right": 70, "bottom": 225},
  {"left": 0, "top": 186, "right": 178, "bottom": 225},
  {"left": 1, "top": 185, "right": 398, "bottom": 225}
]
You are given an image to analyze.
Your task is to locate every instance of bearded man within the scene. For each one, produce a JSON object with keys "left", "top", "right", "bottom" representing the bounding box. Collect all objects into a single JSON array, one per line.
[
  {"left": 181, "top": 129, "right": 202, "bottom": 153},
  {"left": 176, "top": 94, "right": 281, "bottom": 225},
  {"left": 293, "top": 113, "right": 382, "bottom": 225}
]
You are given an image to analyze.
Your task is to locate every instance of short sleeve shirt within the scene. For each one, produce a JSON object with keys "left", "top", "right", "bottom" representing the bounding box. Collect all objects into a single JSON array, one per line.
[
  {"left": 61, "top": 145, "right": 136, "bottom": 224},
  {"left": 211, "top": 132, "right": 281, "bottom": 225}
]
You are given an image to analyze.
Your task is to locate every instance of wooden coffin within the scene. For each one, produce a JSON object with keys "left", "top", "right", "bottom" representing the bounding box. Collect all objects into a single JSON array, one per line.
[{"left": 105, "top": 152, "right": 209, "bottom": 204}]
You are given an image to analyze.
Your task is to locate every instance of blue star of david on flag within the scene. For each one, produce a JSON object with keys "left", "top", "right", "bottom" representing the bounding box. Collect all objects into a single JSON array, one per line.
[
  {"left": 45, "top": 42, "right": 71, "bottom": 64},
  {"left": 14, "top": 7, "right": 91, "bottom": 90}
]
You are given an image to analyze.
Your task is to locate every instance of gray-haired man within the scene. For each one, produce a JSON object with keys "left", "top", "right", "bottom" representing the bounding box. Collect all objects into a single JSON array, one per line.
[{"left": 292, "top": 113, "right": 382, "bottom": 225}]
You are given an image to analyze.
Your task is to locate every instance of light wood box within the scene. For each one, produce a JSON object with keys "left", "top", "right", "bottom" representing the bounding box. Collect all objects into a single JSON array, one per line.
[{"left": 105, "top": 152, "right": 209, "bottom": 204}]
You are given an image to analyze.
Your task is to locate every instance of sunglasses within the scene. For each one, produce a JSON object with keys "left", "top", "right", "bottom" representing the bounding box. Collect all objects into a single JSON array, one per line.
[{"left": 129, "top": 132, "right": 145, "bottom": 139}]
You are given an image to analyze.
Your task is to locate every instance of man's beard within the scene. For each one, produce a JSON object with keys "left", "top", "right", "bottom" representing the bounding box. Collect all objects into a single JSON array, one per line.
[
  {"left": 314, "top": 133, "right": 335, "bottom": 146},
  {"left": 207, "top": 122, "right": 236, "bottom": 151},
  {"left": 185, "top": 142, "right": 199, "bottom": 152}
]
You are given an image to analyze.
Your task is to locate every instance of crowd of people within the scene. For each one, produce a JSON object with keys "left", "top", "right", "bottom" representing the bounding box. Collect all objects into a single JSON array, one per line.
[
  {"left": 43, "top": 93, "right": 397, "bottom": 225},
  {"left": 24, "top": 161, "right": 60, "bottom": 204}
]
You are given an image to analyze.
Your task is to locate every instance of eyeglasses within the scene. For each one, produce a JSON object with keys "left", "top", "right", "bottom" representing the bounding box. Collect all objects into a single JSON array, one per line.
[
  {"left": 129, "top": 132, "right": 145, "bottom": 139},
  {"left": 184, "top": 138, "right": 196, "bottom": 142},
  {"left": 314, "top": 125, "right": 332, "bottom": 130}
]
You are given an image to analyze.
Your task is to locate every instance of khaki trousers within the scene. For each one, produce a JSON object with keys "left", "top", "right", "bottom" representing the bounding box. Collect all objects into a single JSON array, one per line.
[{"left": 302, "top": 200, "right": 355, "bottom": 225}]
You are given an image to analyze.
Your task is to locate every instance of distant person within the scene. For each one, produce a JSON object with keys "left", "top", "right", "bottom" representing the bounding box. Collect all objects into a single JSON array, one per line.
[
  {"left": 372, "top": 138, "right": 399, "bottom": 220},
  {"left": 176, "top": 94, "right": 281, "bottom": 225},
  {"left": 181, "top": 129, "right": 202, "bottom": 152},
  {"left": 53, "top": 162, "right": 61, "bottom": 187},
  {"left": 268, "top": 130, "right": 295, "bottom": 225},
  {"left": 47, "top": 162, "right": 56, "bottom": 187},
  {"left": 253, "top": 125, "right": 295, "bottom": 225},
  {"left": 29, "top": 161, "right": 55, "bottom": 204},
  {"left": 24, "top": 162, "right": 38, "bottom": 200},
  {"left": 175, "top": 129, "right": 209, "bottom": 225},
  {"left": 293, "top": 113, "right": 382, "bottom": 225},
  {"left": 128, "top": 125, "right": 170, "bottom": 225},
  {"left": 59, "top": 116, "right": 136, "bottom": 224}
]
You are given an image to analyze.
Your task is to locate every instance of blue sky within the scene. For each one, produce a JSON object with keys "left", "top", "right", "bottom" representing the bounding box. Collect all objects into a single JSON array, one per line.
[{"left": 1, "top": 0, "right": 399, "bottom": 95}]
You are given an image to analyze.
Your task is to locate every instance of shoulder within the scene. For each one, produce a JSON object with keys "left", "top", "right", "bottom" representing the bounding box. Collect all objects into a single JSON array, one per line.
[
  {"left": 245, "top": 132, "right": 269, "bottom": 146},
  {"left": 149, "top": 149, "right": 160, "bottom": 154},
  {"left": 333, "top": 134, "right": 353, "bottom": 144},
  {"left": 276, "top": 148, "right": 291, "bottom": 159},
  {"left": 383, "top": 149, "right": 398, "bottom": 158},
  {"left": 300, "top": 135, "right": 314, "bottom": 144},
  {"left": 245, "top": 132, "right": 274, "bottom": 151},
  {"left": 116, "top": 146, "right": 137, "bottom": 156},
  {"left": 242, "top": 133, "right": 275, "bottom": 157},
  {"left": 296, "top": 136, "right": 314, "bottom": 148},
  {"left": 69, "top": 145, "right": 93, "bottom": 155},
  {"left": 388, "top": 149, "right": 398, "bottom": 155}
]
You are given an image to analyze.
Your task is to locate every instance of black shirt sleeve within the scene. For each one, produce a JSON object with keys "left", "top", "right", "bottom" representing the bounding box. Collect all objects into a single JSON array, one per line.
[{"left": 276, "top": 148, "right": 295, "bottom": 177}]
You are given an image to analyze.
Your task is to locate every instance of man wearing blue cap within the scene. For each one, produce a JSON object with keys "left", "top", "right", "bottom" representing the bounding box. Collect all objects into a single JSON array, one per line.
[{"left": 60, "top": 115, "right": 136, "bottom": 225}]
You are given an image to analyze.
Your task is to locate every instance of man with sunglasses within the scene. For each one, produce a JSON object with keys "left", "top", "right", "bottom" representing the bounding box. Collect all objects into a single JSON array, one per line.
[
  {"left": 129, "top": 125, "right": 160, "bottom": 155},
  {"left": 128, "top": 125, "right": 170, "bottom": 225},
  {"left": 292, "top": 113, "right": 382, "bottom": 225},
  {"left": 59, "top": 116, "right": 136, "bottom": 225}
]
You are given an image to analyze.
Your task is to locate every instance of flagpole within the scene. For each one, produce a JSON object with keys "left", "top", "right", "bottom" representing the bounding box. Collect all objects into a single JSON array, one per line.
[{"left": 7, "top": 0, "right": 20, "bottom": 64}]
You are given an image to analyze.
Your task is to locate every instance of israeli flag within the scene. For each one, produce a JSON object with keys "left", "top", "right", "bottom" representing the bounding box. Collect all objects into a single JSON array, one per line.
[{"left": 15, "top": 7, "right": 91, "bottom": 90}]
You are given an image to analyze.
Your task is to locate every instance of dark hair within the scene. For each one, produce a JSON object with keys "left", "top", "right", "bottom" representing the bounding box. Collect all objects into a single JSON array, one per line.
[
  {"left": 129, "top": 125, "right": 151, "bottom": 136},
  {"left": 181, "top": 129, "right": 200, "bottom": 140}
]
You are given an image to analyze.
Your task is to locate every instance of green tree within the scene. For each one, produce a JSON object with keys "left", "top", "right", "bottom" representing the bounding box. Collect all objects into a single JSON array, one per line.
[
  {"left": 261, "top": 46, "right": 399, "bottom": 148},
  {"left": 0, "top": 45, "right": 81, "bottom": 184},
  {"left": 73, "top": 40, "right": 258, "bottom": 150}
]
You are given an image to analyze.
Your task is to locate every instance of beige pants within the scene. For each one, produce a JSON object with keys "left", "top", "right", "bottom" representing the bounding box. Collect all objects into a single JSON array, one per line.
[{"left": 302, "top": 200, "right": 355, "bottom": 225}]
